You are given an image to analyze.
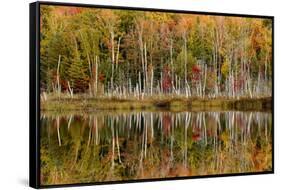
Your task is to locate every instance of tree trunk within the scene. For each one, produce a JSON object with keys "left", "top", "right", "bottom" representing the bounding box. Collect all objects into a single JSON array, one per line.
[
  {"left": 95, "top": 56, "right": 98, "bottom": 96},
  {"left": 111, "top": 30, "right": 115, "bottom": 91},
  {"left": 56, "top": 55, "right": 61, "bottom": 98}
]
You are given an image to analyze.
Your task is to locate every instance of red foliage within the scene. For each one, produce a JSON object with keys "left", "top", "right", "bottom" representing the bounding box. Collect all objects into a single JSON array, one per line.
[
  {"left": 192, "top": 133, "right": 201, "bottom": 141},
  {"left": 68, "top": 8, "right": 82, "bottom": 15},
  {"left": 98, "top": 73, "right": 105, "bottom": 82},
  {"left": 60, "top": 79, "right": 68, "bottom": 91},
  {"left": 192, "top": 65, "right": 201, "bottom": 81},
  {"left": 192, "top": 65, "right": 201, "bottom": 74},
  {"left": 162, "top": 65, "right": 172, "bottom": 93},
  {"left": 54, "top": 7, "right": 82, "bottom": 16},
  {"left": 162, "top": 113, "right": 172, "bottom": 136},
  {"left": 192, "top": 124, "right": 202, "bottom": 141}
]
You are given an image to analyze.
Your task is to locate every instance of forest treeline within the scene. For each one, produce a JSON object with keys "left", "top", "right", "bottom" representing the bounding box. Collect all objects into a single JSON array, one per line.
[{"left": 40, "top": 6, "right": 272, "bottom": 100}]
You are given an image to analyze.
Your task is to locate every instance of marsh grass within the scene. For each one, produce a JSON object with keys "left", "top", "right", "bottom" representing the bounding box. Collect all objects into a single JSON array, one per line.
[{"left": 41, "top": 93, "right": 272, "bottom": 112}]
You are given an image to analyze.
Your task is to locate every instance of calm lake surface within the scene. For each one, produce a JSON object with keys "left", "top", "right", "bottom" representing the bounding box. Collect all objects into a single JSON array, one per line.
[{"left": 40, "top": 111, "right": 272, "bottom": 185}]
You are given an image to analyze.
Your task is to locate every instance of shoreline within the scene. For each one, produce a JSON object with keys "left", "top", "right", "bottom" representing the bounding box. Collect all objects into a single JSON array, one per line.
[{"left": 41, "top": 96, "right": 272, "bottom": 112}]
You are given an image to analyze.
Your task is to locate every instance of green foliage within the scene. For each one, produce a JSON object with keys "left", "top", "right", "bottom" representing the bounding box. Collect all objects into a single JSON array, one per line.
[{"left": 175, "top": 50, "right": 196, "bottom": 78}]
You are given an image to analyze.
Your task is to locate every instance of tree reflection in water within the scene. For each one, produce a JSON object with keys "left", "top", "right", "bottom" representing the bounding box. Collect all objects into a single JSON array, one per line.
[{"left": 40, "top": 111, "right": 272, "bottom": 185}]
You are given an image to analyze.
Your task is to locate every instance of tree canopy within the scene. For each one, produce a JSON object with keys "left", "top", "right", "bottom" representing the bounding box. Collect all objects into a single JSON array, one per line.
[{"left": 40, "top": 5, "right": 272, "bottom": 98}]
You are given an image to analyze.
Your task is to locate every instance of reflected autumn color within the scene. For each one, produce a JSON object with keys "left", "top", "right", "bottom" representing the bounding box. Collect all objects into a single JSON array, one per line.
[{"left": 40, "top": 111, "right": 272, "bottom": 185}]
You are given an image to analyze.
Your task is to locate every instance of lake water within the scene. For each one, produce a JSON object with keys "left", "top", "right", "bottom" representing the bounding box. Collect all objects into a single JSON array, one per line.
[{"left": 40, "top": 111, "right": 272, "bottom": 185}]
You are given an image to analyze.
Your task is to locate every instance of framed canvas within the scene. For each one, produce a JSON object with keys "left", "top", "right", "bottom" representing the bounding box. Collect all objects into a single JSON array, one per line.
[{"left": 30, "top": 1, "right": 274, "bottom": 188}]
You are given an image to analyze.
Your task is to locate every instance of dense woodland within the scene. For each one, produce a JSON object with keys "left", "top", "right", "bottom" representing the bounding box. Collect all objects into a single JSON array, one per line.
[{"left": 40, "top": 6, "right": 272, "bottom": 100}]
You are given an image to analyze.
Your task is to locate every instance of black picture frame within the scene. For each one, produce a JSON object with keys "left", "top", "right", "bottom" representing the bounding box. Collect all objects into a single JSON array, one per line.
[{"left": 30, "top": 1, "right": 274, "bottom": 189}]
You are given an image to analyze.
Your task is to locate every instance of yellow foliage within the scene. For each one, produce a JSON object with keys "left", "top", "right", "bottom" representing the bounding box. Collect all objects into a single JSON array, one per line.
[{"left": 221, "top": 60, "right": 229, "bottom": 78}]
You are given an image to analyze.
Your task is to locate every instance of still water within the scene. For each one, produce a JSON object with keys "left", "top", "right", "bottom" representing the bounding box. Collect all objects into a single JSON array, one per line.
[{"left": 40, "top": 111, "right": 272, "bottom": 185}]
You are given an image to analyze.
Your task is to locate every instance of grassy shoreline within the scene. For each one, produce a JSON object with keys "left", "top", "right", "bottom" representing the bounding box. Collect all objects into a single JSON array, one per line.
[{"left": 41, "top": 96, "right": 272, "bottom": 112}]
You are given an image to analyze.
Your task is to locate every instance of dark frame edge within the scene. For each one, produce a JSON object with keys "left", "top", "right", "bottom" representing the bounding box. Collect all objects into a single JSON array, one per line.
[
  {"left": 30, "top": 1, "right": 40, "bottom": 189},
  {"left": 39, "top": 171, "right": 274, "bottom": 189},
  {"left": 271, "top": 16, "right": 274, "bottom": 174},
  {"left": 29, "top": 1, "right": 274, "bottom": 189}
]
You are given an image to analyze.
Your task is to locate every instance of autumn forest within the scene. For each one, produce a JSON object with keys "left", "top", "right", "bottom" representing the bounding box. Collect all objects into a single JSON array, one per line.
[{"left": 40, "top": 6, "right": 272, "bottom": 108}]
